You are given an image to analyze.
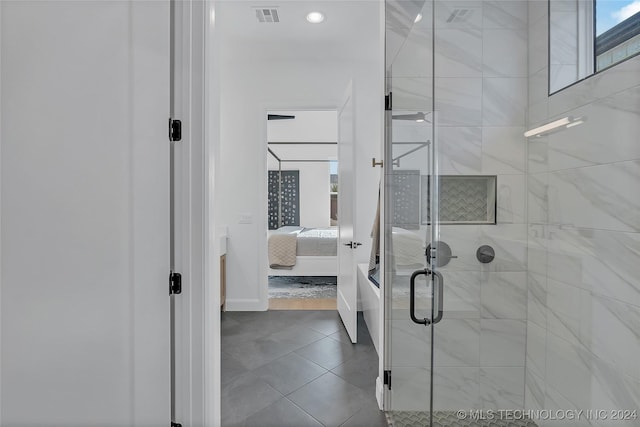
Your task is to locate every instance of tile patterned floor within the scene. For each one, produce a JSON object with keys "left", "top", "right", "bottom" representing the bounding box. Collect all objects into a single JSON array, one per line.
[
  {"left": 387, "top": 411, "right": 538, "bottom": 427},
  {"left": 221, "top": 310, "right": 387, "bottom": 427}
]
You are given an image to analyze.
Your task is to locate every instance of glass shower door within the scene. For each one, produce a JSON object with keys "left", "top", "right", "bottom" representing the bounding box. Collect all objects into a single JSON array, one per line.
[
  {"left": 429, "top": 0, "right": 530, "bottom": 423},
  {"left": 383, "top": 0, "right": 436, "bottom": 423},
  {"left": 385, "top": 0, "right": 530, "bottom": 425}
]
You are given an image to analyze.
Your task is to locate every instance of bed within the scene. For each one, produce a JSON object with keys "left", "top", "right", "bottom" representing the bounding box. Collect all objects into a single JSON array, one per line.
[{"left": 268, "top": 226, "right": 338, "bottom": 276}]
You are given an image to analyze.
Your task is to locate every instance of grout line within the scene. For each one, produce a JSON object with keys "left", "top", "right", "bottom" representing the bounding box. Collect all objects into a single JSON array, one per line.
[{"left": 283, "top": 396, "right": 328, "bottom": 427}]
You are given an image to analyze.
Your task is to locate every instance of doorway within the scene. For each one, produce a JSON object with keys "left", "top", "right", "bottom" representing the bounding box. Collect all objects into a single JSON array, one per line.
[
  {"left": 265, "top": 110, "right": 339, "bottom": 310},
  {"left": 210, "top": 0, "right": 385, "bottom": 425},
  {"left": 177, "top": 0, "right": 640, "bottom": 425}
]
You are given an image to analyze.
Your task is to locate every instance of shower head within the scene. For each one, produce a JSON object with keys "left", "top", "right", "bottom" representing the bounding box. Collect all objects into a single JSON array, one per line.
[{"left": 392, "top": 112, "right": 431, "bottom": 123}]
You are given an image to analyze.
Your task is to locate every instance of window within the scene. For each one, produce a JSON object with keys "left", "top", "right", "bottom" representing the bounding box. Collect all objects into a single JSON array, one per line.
[
  {"left": 595, "top": 1, "right": 640, "bottom": 70},
  {"left": 549, "top": 0, "right": 640, "bottom": 93}
]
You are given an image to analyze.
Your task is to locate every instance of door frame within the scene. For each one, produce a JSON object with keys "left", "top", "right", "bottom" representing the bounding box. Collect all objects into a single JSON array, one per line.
[
  {"left": 171, "top": 0, "right": 220, "bottom": 426},
  {"left": 258, "top": 104, "right": 340, "bottom": 311}
]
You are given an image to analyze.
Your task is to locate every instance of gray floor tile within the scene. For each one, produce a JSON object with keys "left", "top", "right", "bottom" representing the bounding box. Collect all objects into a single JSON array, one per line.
[
  {"left": 221, "top": 371, "right": 283, "bottom": 426},
  {"left": 268, "top": 324, "right": 326, "bottom": 349},
  {"left": 265, "top": 309, "right": 322, "bottom": 323},
  {"left": 224, "top": 325, "right": 323, "bottom": 370},
  {"left": 222, "top": 310, "right": 383, "bottom": 427},
  {"left": 304, "top": 312, "right": 345, "bottom": 335},
  {"left": 243, "top": 397, "right": 324, "bottom": 427},
  {"left": 331, "top": 346, "right": 379, "bottom": 390},
  {"left": 221, "top": 323, "right": 269, "bottom": 349},
  {"left": 328, "top": 326, "right": 373, "bottom": 346},
  {"left": 221, "top": 351, "right": 249, "bottom": 385},
  {"left": 358, "top": 328, "right": 374, "bottom": 342},
  {"left": 329, "top": 313, "right": 373, "bottom": 346},
  {"left": 222, "top": 313, "right": 295, "bottom": 346},
  {"left": 224, "top": 337, "right": 298, "bottom": 370},
  {"left": 328, "top": 326, "right": 354, "bottom": 345},
  {"left": 288, "top": 372, "right": 371, "bottom": 427},
  {"left": 221, "top": 314, "right": 240, "bottom": 331},
  {"left": 295, "top": 336, "right": 359, "bottom": 370},
  {"left": 252, "top": 352, "right": 327, "bottom": 395},
  {"left": 340, "top": 395, "right": 388, "bottom": 427}
]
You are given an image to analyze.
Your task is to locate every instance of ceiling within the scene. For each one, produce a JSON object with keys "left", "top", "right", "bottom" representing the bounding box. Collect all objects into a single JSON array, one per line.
[{"left": 215, "top": 0, "right": 382, "bottom": 60}]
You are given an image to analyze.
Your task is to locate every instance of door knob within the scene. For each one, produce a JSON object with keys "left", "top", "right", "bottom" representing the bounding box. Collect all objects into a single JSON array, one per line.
[{"left": 343, "top": 241, "right": 362, "bottom": 249}]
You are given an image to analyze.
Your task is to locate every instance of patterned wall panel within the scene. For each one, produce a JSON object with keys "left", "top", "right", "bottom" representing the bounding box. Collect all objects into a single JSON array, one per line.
[
  {"left": 391, "top": 170, "right": 420, "bottom": 230},
  {"left": 268, "top": 170, "right": 300, "bottom": 230}
]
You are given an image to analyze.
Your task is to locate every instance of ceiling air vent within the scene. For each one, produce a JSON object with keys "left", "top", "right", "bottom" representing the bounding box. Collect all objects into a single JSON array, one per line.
[
  {"left": 446, "top": 8, "right": 473, "bottom": 23},
  {"left": 255, "top": 8, "right": 280, "bottom": 23}
]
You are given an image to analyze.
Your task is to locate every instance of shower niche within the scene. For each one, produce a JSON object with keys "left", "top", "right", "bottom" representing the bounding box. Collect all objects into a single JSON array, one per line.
[
  {"left": 391, "top": 172, "right": 497, "bottom": 226},
  {"left": 422, "top": 175, "right": 497, "bottom": 225}
]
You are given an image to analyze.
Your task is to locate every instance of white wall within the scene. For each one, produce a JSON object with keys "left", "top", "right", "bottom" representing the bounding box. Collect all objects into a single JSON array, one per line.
[{"left": 217, "top": 40, "right": 383, "bottom": 310}]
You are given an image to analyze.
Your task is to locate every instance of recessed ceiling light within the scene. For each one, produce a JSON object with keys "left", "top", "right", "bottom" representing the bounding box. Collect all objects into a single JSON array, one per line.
[
  {"left": 414, "top": 13, "right": 423, "bottom": 23},
  {"left": 306, "top": 11, "right": 325, "bottom": 23}
]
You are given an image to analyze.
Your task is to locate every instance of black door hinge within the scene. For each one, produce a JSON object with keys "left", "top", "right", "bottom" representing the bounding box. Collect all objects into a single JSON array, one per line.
[
  {"left": 170, "top": 271, "right": 182, "bottom": 295},
  {"left": 383, "top": 370, "right": 391, "bottom": 390},
  {"left": 385, "top": 93, "right": 392, "bottom": 111},
  {"left": 169, "top": 118, "right": 182, "bottom": 142},
  {"left": 171, "top": 422, "right": 182, "bottom": 427}
]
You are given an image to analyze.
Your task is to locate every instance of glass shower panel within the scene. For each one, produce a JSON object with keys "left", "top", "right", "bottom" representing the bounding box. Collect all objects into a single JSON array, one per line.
[
  {"left": 387, "top": 1, "right": 639, "bottom": 425},
  {"left": 384, "top": 0, "right": 436, "bottom": 423},
  {"left": 430, "top": 0, "right": 530, "bottom": 424},
  {"left": 385, "top": 0, "right": 531, "bottom": 425}
]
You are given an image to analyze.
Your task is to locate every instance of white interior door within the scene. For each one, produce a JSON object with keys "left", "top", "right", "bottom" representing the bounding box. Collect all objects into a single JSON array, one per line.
[
  {"left": 337, "top": 82, "right": 358, "bottom": 343},
  {"left": 1, "top": 1, "right": 170, "bottom": 425}
]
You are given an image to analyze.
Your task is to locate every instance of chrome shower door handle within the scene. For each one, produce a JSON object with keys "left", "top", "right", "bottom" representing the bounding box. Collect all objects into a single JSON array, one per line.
[
  {"left": 409, "top": 269, "right": 444, "bottom": 325},
  {"left": 409, "top": 269, "right": 429, "bottom": 325},
  {"left": 432, "top": 270, "right": 444, "bottom": 324}
]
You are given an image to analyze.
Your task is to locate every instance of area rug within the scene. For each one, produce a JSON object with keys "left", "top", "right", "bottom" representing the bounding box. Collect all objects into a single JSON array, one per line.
[{"left": 268, "top": 276, "right": 337, "bottom": 299}]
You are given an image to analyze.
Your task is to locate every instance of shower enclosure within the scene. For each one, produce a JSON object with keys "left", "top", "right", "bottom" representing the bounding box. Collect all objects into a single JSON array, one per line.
[
  {"left": 383, "top": 1, "right": 640, "bottom": 426},
  {"left": 384, "top": 1, "right": 530, "bottom": 420}
]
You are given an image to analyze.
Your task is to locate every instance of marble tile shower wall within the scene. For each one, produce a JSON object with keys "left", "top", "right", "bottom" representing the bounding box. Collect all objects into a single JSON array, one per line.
[
  {"left": 389, "top": 0, "right": 530, "bottom": 411},
  {"left": 526, "top": 1, "right": 640, "bottom": 426}
]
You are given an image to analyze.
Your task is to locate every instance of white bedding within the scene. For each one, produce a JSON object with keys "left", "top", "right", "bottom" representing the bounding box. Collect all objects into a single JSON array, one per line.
[
  {"left": 269, "top": 226, "right": 338, "bottom": 258},
  {"left": 296, "top": 227, "right": 337, "bottom": 256},
  {"left": 267, "top": 226, "right": 423, "bottom": 271}
]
